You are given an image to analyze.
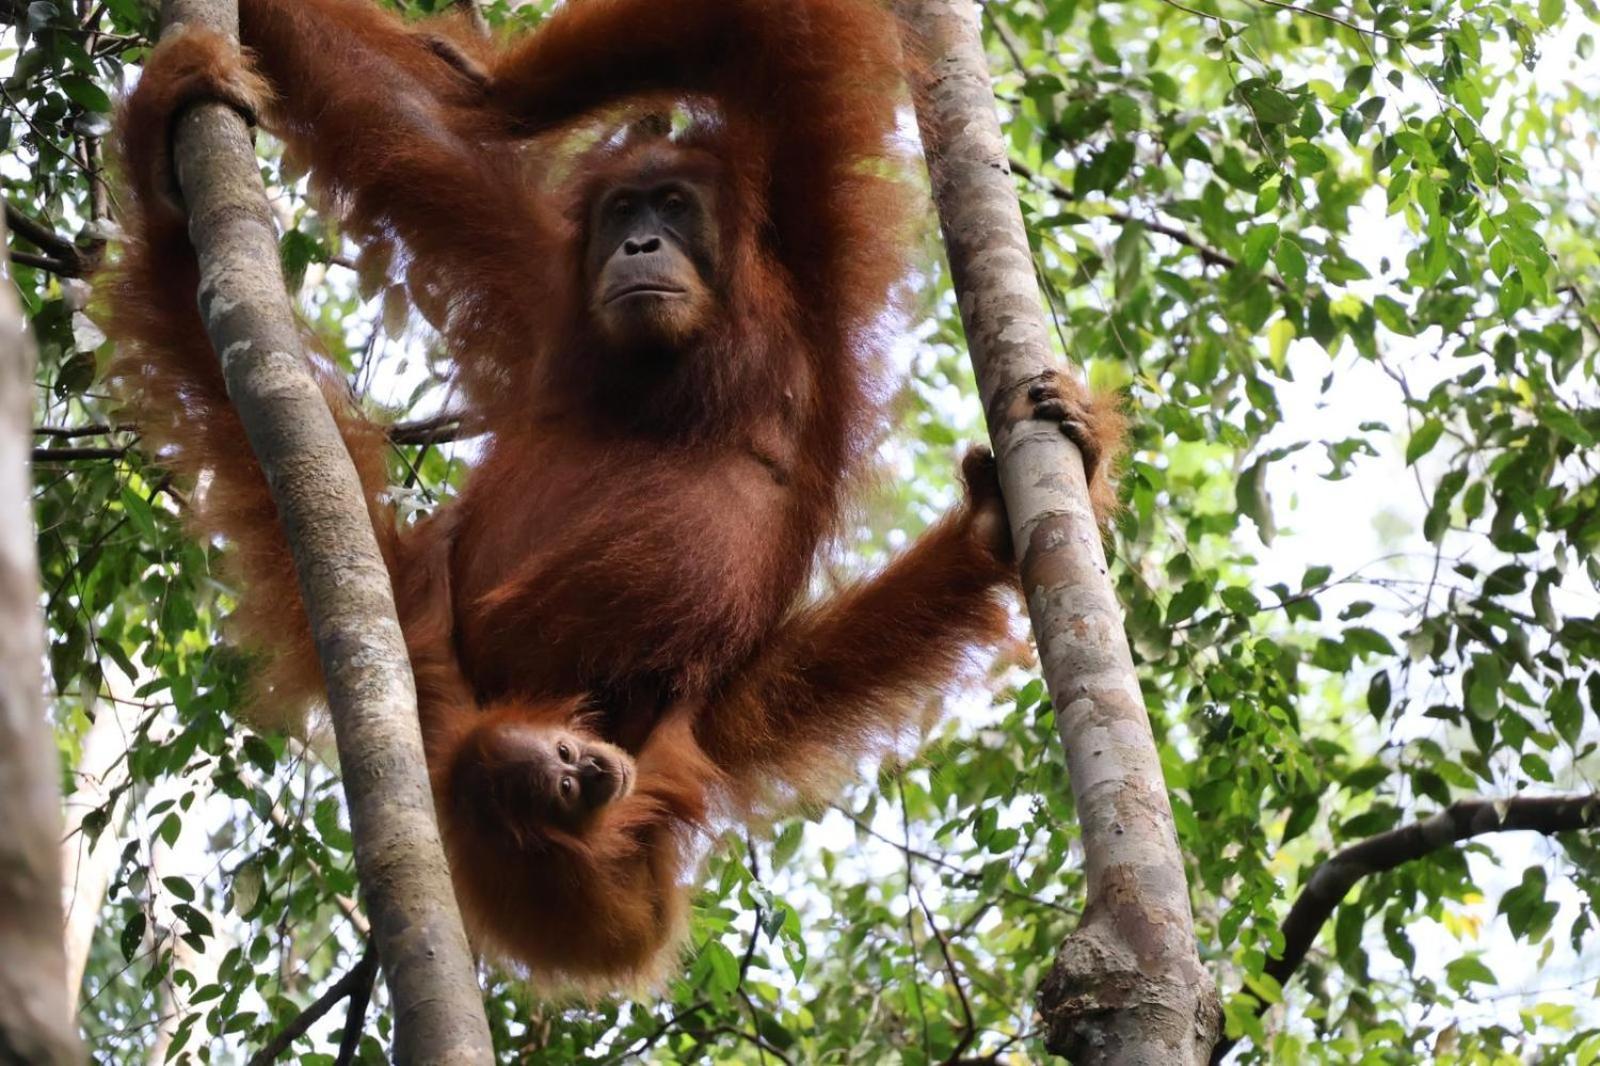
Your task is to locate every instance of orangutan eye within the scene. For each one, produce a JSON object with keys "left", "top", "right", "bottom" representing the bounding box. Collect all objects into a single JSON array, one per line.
[
  {"left": 610, "top": 195, "right": 635, "bottom": 218},
  {"left": 560, "top": 777, "right": 575, "bottom": 798},
  {"left": 557, "top": 742, "right": 573, "bottom": 763}
]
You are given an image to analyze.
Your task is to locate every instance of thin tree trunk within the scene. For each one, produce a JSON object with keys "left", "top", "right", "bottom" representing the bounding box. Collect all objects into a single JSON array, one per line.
[
  {"left": 0, "top": 213, "right": 83, "bottom": 1065},
  {"left": 896, "top": 3, "right": 1221, "bottom": 1062},
  {"left": 61, "top": 662, "right": 142, "bottom": 1003},
  {"left": 156, "top": 2, "right": 492, "bottom": 1061}
]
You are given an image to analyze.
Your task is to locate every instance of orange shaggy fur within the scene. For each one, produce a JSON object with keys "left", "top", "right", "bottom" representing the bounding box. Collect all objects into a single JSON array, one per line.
[{"left": 105, "top": 0, "right": 1123, "bottom": 988}]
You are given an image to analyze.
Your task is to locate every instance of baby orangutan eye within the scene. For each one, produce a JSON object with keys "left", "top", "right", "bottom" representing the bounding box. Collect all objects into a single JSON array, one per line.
[
  {"left": 557, "top": 742, "right": 573, "bottom": 762},
  {"left": 560, "top": 776, "right": 574, "bottom": 797}
]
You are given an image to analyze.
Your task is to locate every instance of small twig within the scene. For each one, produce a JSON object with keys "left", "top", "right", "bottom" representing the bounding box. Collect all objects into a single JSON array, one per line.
[
  {"left": 683, "top": 1025, "right": 795, "bottom": 1066},
  {"left": 1010, "top": 157, "right": 1288, "bottom": 292},
  {"left": 0, "top": 82, "right": 102, "bottom": 182},
  {"left": 454, "top": 0, "right": 488, "bottom": 35},
  {"left": 29, "top": 414, "right": 471, "bottom": 464},
  {"left": 979, "top": 4, "right": 1028, "bottom": 74},
  {"left": 841, "top": 809, "right": 1076, "bottom": 914},
  {"left": 388, "top": 414, "right": 468, "bottom": 447},
  {"left": 1246, "top": 0, "right": 1403, "bottom": 40},
  {"left": 32, "top": 446, "right": 127, "bottom": 463},
  {"left": 914, "top": 888, "right": 976, "bottom": 1065},
  {"left": 33, "top": 423, "right": 126, "bottom": 439},
  {"left": 6, "top": 203, "right": 79, "bottom": 259},
  {"left": 9, "top": 250, "right": 84, "bottom": 278},
  {"left": 5, "top": 204, "right": 101, "bottom": 277},
  {"left": 598, "top": 1000, "right": 711, "bottom": 1066},
  {"left": 334, "top": 947, "right": 379, "bottom": 1066},
  {"left": 1212, "top": 793, "right": 1600, "bottom": 1064},
  {"left": 80, "top": 0, "right": 108, "bottom": 31},
  {"left": 78, "top": 132, "right": 112, "bottom": 224},
  {"left": 1156, "top": 0, "right": 1248, "bottom": 22},
  {"left": 1556, "top": 284, "right": 1600, "bottom": 341},
  {"left": 735, "top": 834, "right": 771, "bottom": 1065},
  {"left": 248, "top": 944, "right": 377, "bottom": 1066}
]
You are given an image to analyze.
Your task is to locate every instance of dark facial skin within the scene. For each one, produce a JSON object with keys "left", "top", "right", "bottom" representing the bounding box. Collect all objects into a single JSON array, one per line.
[
  {"left": 585, "top": 176, "right": 720, "bottom": 353},
  {"left": 459, "top": 722, "right": 636, "bottom": 832}
]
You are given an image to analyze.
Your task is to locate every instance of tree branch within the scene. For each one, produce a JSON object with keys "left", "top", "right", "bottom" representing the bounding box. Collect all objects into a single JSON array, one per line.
[
  {"left": 29, "top": 415, "right": 470, "bottom": 464},
  {"left": 914, "top": 888, "right": 976, "bottom": 1065},
  {"left": 334, "top": 947, "right": 379, "bottom": 1064},
  {"left": 155, "top": 0, "right": 490, "bottom": 1058},
  {"left": 841, "top": 809, "right": 1076, "bottom": 914},
  {"left": 0, "top": 184, "right": 84, "bottom": 1066},
  {"left": 248, "top": 946, "right": 378, "bottom": 1066},
  {"left": 5, "top": 203, "right": 78, "bottom": 259},
  {"left": 1246, "top": 0, "right": 1403, "bottom": 40},
  {"left": 9, "top": 250, "right": 84, "bottom": 278},
  {"left": 1009, "top": 157, "right": 1289, "bottom": 292},
  {"left": 1213, "top": 793, "right": 1600, "bottom": 1063},
  {"left": 898, "top": 3, "right": 1220, "bottom": 1061},
  {"left": 32, "top": 446, "right": 127, "bottom": 463},
  {"left": 5, "top": 203, "right": 100, "bottom": 278},
  {"left": 453, "top": 0, "right": 488, "bottom": 35}
]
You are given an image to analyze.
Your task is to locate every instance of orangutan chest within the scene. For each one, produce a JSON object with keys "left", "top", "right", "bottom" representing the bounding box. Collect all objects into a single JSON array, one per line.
[{"left": 449, "top": 440, "right": 805, "bottom": 702}]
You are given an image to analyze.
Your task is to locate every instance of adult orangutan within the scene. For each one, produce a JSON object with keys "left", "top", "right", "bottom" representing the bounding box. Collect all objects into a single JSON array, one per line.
[{"left": 107, "top": 0, "right": 1124, "bottom": 986}]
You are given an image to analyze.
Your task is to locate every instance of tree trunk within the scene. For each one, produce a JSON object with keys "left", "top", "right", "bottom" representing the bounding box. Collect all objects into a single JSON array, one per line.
[
  {"left": 0, "top": 213, "right": 83, "bottom": 1065},
  {"left": 61, "top": 662, "right": 141, "bottom": 1004},
  {"left": 896, "top": 3, "right": 1221, "bottom": 1062},
  {"left": 156, "top": 2, "right": 493, "bottom": 1061}
]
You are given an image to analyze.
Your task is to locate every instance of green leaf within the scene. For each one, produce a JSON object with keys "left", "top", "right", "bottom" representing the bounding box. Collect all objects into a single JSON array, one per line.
[
  {"left": 1235, "top": 458, "right": 1275, "bottom": 544},
  {"left": 1244, "top": 84, "right": 1300, "bottom": 124},
  {"left": 173, "top": 903, "right": 213, "bottom": 941},
  {"left": 1267, "top": 317, "right": 1295, "bottom": 369},
  {"left": 700, "top": 940, "right": 740, "bottom": 996},
  {"left": 1464, "top": 653, "right": 1503, "bottom": 720},
  {"left": 1372, "top": 295, "right": 1413, "bottom": 336},
  {"left": 1241, "top": 224, "right": 1280, "bottom": 273},
  {"left": 1166, "top": 580, "right": 1209, "bottom": 624},
  {"left": 1539, "top": 404, "right": 1595, "bottom": 446},
  {"left": 120, "top": 912, "right": 146, "bottom": 962},
  {"left": 1281, "top": 798, "right": 1319, "bottom": 845},
  {"left": 1074, "top": 140, "right": 1136, "bottom": 195},
  {"left": 1339, "top": 806, "right": 1400, "bottom": 839},
  {"left": 1274, "top": 237, "right": 1308, "bottom": 285},
  {"left": 1445, "top": 955, "right": 1497, "bottom": 991},
  {"left": 1498, "top": 271, "right": 1526, "bottom": 317},
  {"left": 1288, "top": 142, "right": 1328, "bottom": 174},
  {"left": 1088, "top": 17, "right": 1118, "bottom": 64},
  {"left": 162, "top": 876, "right": 196, "bottom": 903},
  {"left": 1405, "top": 419, "right": 1444, "bottom": 465},
  {"left": 60, "top": 75, "right": 112, "bottom": 113},
  {"left": 1499, "top": 867, "right": 1557, "bottom": 940},
  {"left": 1551, "top": 681, "right": 1583, "bottom": 745},
  {"left": 1366, "top": 671, "right": 1392, "bottom": 719},
  {"left": 1219, "top": 586, "right": 1261, "bottom": 614}
]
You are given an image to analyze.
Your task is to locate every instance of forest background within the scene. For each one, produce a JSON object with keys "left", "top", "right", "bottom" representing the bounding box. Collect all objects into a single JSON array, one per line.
[{"left": 4, "top": 0, "right": 1600, "bottom": 1060}]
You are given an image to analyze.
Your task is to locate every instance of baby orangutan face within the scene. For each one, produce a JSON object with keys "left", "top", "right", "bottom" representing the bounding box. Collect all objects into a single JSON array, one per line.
[{"left": 453, "top": 716, "right": 636, "bottom": 835}]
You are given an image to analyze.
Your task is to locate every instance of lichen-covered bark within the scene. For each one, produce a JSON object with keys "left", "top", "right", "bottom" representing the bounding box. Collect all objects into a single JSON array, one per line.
[
  {"left": 896, "top": 2, "right": 1221, "bottom": 1061},
  {"left": 0, "top": 217, "right": 83, "bottom": 1066},
  {"left": 157, "top": 2, "right": 492, "bottom": 1061}
]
